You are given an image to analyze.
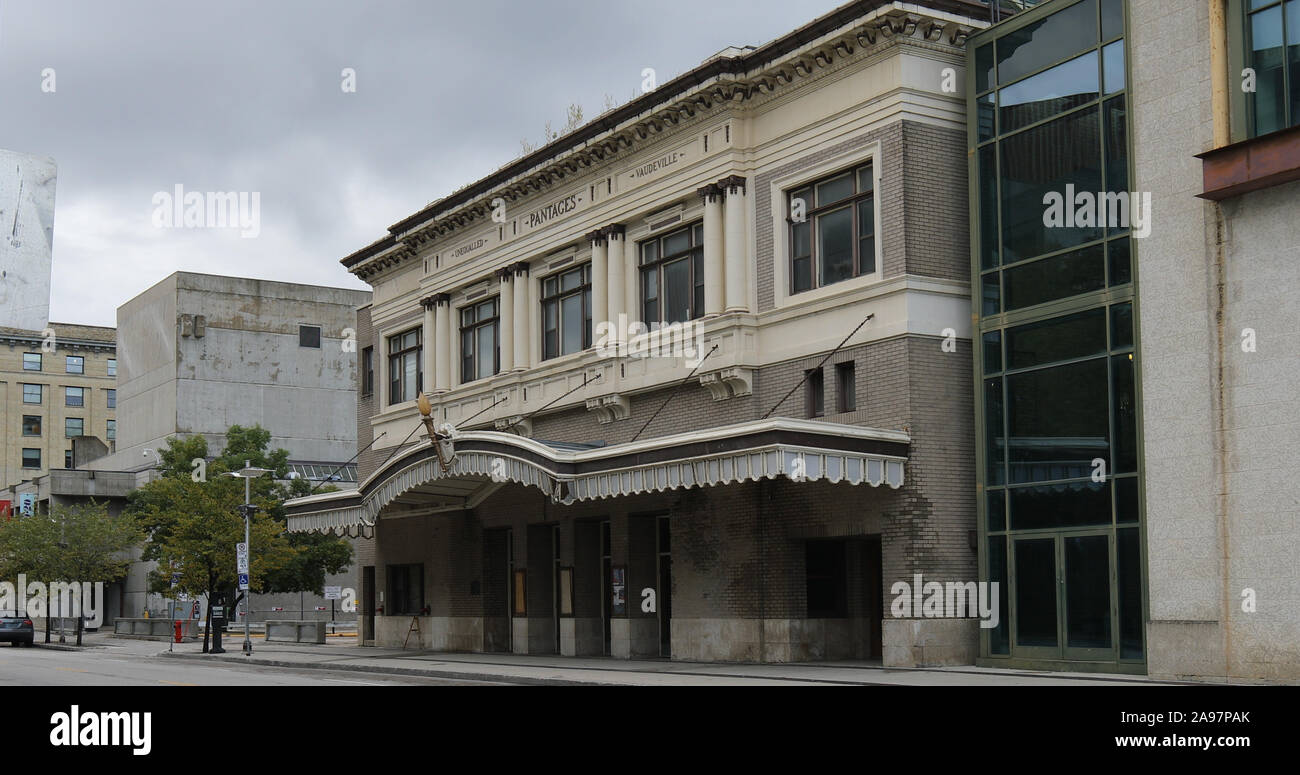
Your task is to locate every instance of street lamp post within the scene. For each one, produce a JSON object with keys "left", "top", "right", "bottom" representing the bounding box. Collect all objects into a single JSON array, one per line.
[{"left": 226, "top": 461, "right": 271, "bottom": 656}]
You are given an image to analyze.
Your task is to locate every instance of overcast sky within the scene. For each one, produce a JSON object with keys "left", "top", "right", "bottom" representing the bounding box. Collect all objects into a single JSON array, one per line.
[{"left": 0, "top": 0, "right": 848, "bottom": 327}]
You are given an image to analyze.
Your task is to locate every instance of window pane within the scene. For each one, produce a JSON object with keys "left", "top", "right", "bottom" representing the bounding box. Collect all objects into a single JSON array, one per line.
[
  {"left": 857, "top": 165, "right": 873, "bottom": 193},
  {"left": 1111, "top": 353, "right": 1138, "bottom": 473},
  {"left": 1006, "top": 308, "right": 1107, "bottom": 370},
  {"left": 641, "top": 241, "right": 658, "bottom": 265},
  {"left": 561, "top": 294, "right": 583, "bottom": 355},
  {"left": 1003, "top": 243, "right": 1105, "bottom": 312},
  {"left": 404, "top": 352, "right": 417, "bottom": 401},
  {"left": 987, "top": 536, "right": 1010, "bottom": 654},
  {"left": 987, "top": 489, "right": 1006, "bottom": 532},
  {"left": 66, "top": 387, "right": 84, "bottom": 407},
  {"left": 1289, "top": 0, "right": 1300, "bottom": 128},
  {"left": 663, "top": 258, "right": 691, "bottom": 324},
  {"left": 543, "top": 301, "right": 558, "bottom": 360},
  {"left": 22, "top": 416, "right": 41, "bottom": 436},
  {"left": 1101, "top": 0, "right": 1125, "bottom": 40},
  {"left": 476, "top": 324, "right": 496, "bottom": 380},
  {"left": 1110, "top": 302, "right": 1133, "bottom": 349},
  {"left": 978, "top": 93, "right": 996, "bottom": 142},
  {"left": 23, "top": 353, "right": 40, "bottom": 370},
  {"left": 1014, "top": 538, "right": 1058, "bottom": 647},
  {"left": 979, "top": 145, "right": 999, "bottom": 269},
  {"left": 1104, "top": 96, "right": 1129, "bottom": 204},
  {"left": 67, "top": 356, "right": 84, "bottom": 374},
  {"left": 107, "top": 359, "right": 116, "bottom": 377},
  {"left": 642, "top": 270, "right": 659, "bottom": 324},
  {"left": 983, "top": 272, "right": 1001, "bottom": 316},
  {"left": 1116, "top": 476, "right": 1139, "bottom": 524},
  {"left": 1065, "top": 534, "right": 1113, "bottom": 648},
  {"left": 792, "top": 256, "right": 812, "bottom": 294},
  {"left": 792, "top": 220, "right": 811, "bottom": 259},
  {"left": 998, "top": 51, "right": 1098, "bottom": 134},
  {"left": 1252, "top": 6, "right": 1286, "bottom": 135},
  {"left": 983, "top": 330, "right": 1002, "bottom": 374},
  {"left": 1000, "top": 106, "right": 1103, "bottom": 263},
  {"left": 817, "top": 207, "right": 854, "bottom": 286},
  {"left": 561, "top": 268, "right": 581, "bottom": 292},
  {"left": 545, "top": 277, "right": 558, "bottom": 297},
  {"left": 857, "top": 199, "right": 875, "bottom": 274},
  {"left": 976, "top": 42, "right": 994, "bottom": 93},
  {"left": 1006, "top": 358, "right": 1109, "bottom": 484},
  {"left": 1108, "top": 237, "right": 1132, "bottom": 286},
  {"left": 663, "top": 229, "right": 690, "bottom": 257},
  {"left": 1102, "top": 40, "right": 1125, "bottom": 95},
  {"left": 693, "top": 252, "right": 704, "bottom": 318},
  {"left": 1117, "top": 527, "right": 1143, "bottom": 659},
  {"left": 1003, "top": 358, "right": 1107, "bottom": 483},
  {"left": 24, "top": 384, "right": 41, "bottom": 403},
  {"left": 996, "top": 0, "right": 1097, "bottom": 86},
  {"left": 815, "top": 173, "right": 854, "bottom": 207},
  {"left": 66, "top": 418, "right": 84, "bottom": 438},
  {"left": 23, "top": 449, "right": 40, "bottom": 468},
  {"left": 1010, "top": 480, "right": 1111, "bottom": 530},
  {"left": 985, "top": 378, "right": 1005, "bottom": 486}
]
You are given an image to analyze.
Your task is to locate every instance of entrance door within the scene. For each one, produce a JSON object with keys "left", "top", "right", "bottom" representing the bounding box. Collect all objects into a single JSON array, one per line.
[
  {"left": 1011, "top": 531, "right": 1115, "bottom": 661},
  {"left": 656, "top": 516, "right": 671, "bottom": 657},
  {"left": 600, "top": 520, "right": 611, "bottom": 655},
  {"left": 362, "top": 566, "right": 375, "bottom": 642}
]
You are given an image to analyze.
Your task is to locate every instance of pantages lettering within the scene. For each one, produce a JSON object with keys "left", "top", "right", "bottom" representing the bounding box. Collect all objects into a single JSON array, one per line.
[
  {"left": 631, "top": 151, "right": 681, "bottom": 179},
  {"left": 526, "top": 193, "right": 581, "bottom": 229}
]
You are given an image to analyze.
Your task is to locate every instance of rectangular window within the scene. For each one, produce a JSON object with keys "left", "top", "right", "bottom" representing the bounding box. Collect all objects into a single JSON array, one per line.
[
  {"left": 107, "top": 419, "right": 116, "bottom": 441},
  {"left": 299, "top": 325, "right": 322, "bottom": 348},
  {"left": 541, "top": 264, "right": 592, "bottom": 360},
  {"left": 361, "top": 347, "right": 374, "bottom": 397},
  {"left": 65, "top": 450, "right": 73, "bottom": 469},
  {"left": 460, "top": 298, "right": 500, "bottom": 383},
  {"left": 23, "top": 353, "right": 41, "bottom": 371},
  {"left": 22, "top": 384, "right": 42, "bottom": 404},
  {"left": 65, "top": 387, "right": 84, "bottom": 407},
  {"left": 835, "top": 361, "right": 856, "bottom": 413},
  {"left": 387, "top": 328, "right": 423, "bottom": 405},
  {"left": 640, "top": 223, "right": 705, "bottom": 324},
  {"left": 22, "top": 449, "right": 41, "bottom": 469},
  {"left": 788, "top": 163, "right": 875, "bottom": 294},
  {"left": 805, "top": 368, "right": 824, "bottom": 418},
  {"left": 806, "top": 540, "right": 847, "bottom": 617},
  {"left": 66, "top": 355, "right": 84, "bottom": 374},
  {"left": 65, "top": 417, "right": 84, "bottom": 438},
  {"left": 106, "top": 389, "right": 116, "bottom": 409},
  {"left": 387, "top": 563, "right": 425, "bottom": 615},
  {"left": 1246, "top": 0, "right": 1300, "bottom": 136},
  {"left": 22, "top": 416, "right": 41, "bottom": 437},
  {"left": 107, "top": 359, "right": 117, "bottom": 377}
]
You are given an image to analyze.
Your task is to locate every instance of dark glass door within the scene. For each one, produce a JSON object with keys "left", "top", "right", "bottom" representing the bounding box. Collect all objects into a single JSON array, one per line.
[
  {"left": 1012, "top": 537, "right": 1059, "bottom": 657},
  {"left": 1012, "top": 531, "right": 1117, "bottom": 661}
]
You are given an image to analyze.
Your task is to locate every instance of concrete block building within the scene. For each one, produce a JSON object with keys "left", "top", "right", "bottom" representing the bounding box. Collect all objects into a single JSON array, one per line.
[{"left": 288, "top": 0, "right": 990, "bottom": 664}]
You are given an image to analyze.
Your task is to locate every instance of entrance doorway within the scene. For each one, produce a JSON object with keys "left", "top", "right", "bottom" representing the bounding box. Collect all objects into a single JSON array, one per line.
[
  {"left": 656, "top": 515, "right": 671, "bottom": 657},
  {"left": 1012, "top": 530, "right": 1115, "bottom": 661},
  {"left": 600, "top": 520, "right": 611, "bottom": 655},
  {"left": 362, "top": 566, "right": 375, "bottom": 642}
]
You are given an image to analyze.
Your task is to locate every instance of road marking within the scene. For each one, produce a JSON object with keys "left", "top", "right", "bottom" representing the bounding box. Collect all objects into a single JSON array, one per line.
[{"left": 158, "top": 680, "right": 197, "bottom": 686}]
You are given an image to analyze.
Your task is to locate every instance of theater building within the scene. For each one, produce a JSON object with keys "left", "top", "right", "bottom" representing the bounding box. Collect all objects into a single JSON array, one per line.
[{"left": 288, "top": 0, "right": 991, "bottom": 664}]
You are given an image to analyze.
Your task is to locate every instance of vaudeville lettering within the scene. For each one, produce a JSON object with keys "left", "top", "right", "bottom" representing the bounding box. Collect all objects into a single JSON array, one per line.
[
  {"left": 451, "top": 238, "right": 487, "bottom": 259},
  {"left": 631, "top": 151, "right": 681, "bottom": 179},
  {"left": 527, "top": 194, "right": 580, "bottom": 229}
]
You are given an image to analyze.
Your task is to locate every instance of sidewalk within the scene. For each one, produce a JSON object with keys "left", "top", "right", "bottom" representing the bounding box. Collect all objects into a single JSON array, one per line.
[{"left": 155, "top": 637, "right": 1196, "bottom": 686}]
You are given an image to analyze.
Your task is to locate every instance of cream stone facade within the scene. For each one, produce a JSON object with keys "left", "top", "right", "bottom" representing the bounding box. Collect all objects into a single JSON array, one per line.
[{"left": 0, "top": 323, "right": 116, "bottom": 493}]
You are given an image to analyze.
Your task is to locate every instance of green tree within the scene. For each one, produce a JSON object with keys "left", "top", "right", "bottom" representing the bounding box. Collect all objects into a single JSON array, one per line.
[
  {"left": 127, "top": 425, "right": 353, "bottom": 651},
  {"left": 0, "top": 502, "right": 141, "bottom": 645}
]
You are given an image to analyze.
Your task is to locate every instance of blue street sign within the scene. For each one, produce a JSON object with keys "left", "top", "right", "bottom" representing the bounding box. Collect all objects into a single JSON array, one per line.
[
  {"left": 238, "top": 573, "right": 249, "bottom": 590},
  {"left": 170, "top": 573, "right": 181, "bottom": 587}
]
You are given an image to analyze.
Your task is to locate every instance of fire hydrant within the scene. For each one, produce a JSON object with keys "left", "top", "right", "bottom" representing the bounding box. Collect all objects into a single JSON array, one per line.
[{"left": 173, "top": 620, "right": 183, "bottom": 643}]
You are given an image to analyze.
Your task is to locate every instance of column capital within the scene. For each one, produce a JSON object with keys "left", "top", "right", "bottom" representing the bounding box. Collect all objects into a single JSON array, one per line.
[
  {"left": 494, "top": 267, "right": 514, "bottom": 282},
  {"left": 508, "top": 260, "right": 531, "bottom": 276},
  {"left": 430, "top": 292, "right": 451, "bottom": 306},
  {"left": 697, "top": 183, "right": 722, "bottom": 202},
  {"left": 419, "top": 295, "right": 438, "bottom": 309},
  {"left": 585, "top": 229, "right": 607, "bottom": 246},
  {"left": 718, "top": 174, "right": 747, "bottom": 194},
  {"left": 601, "top": 223, "right": 626, "bottom": 240}
]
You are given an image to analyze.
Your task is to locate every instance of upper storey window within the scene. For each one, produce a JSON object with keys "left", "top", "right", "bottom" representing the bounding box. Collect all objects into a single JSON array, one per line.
[
  {"left": 388, "top": 328, "right": 422, "bottom": 405},
  {"left": 542, "top": 263, "right": 591, "bottom": 360},
  {"left": 460, "top": 298, "right": 500, "bottom": 383},
  {"left": 1244, "top": 0, "right": 1300, "bottom": 136},
  {"left": 788, "top": 163, "right": 875, "bottom": 294},
  {"left": 640, "top": 223, "right": 704, "bottom": 324}
]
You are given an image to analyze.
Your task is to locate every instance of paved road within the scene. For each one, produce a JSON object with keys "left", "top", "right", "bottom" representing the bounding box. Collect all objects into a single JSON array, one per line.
[{"left": 0, "top": 640, "right": 506, "bottom": 686}]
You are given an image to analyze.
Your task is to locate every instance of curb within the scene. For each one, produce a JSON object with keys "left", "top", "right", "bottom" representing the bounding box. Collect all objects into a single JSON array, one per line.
[{"left": 160, "top": 651, "right": 595, "bottom": 686}]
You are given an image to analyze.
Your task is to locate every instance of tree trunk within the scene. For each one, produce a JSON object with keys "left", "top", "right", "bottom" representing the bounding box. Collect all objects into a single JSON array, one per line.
[
  {"left": 76, "top": 611, "right": 83, "bottom": 647},
  {"left": 202, "top": 596, "right": 212, "bottom": 653}
]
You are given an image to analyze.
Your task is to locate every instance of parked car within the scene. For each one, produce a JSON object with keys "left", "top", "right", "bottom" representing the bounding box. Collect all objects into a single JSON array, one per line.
[{"left": 0, "top": 613, "right": 35, "bottom": 647}]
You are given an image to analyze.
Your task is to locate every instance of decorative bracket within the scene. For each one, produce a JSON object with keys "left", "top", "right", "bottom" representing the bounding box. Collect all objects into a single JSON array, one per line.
[
  {"left": 699, "top": 367, "right": 754, "bottom": 401},
  {"left": 585, "top": 394, "right": 631, "bottom": 424},
  {"left": 494, "top": 415, "right": 533, "bottom": 437}
]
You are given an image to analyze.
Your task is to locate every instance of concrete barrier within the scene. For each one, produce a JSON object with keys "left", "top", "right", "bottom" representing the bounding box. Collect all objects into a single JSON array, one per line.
[
  {"left": 112, "top": 618, "right": 199, "bottom": 640},
  {"left": 265, "top": 620, "right": 327, "bottom": 644}
]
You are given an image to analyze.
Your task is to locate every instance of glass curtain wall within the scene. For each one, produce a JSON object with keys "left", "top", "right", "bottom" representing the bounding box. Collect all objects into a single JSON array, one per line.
[{"left": 968, "top": 0, "right": 1145, "bottom": 671}]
